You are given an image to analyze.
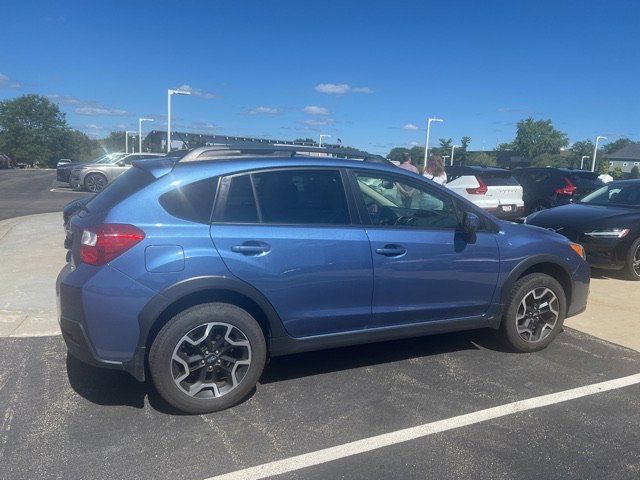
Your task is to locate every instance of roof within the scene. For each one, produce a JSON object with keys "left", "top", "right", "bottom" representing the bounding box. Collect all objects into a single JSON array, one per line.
[
  {"left": 607, "top": 144, "right": 640, "bottom": 160},
  {"left": 447, "top": 165, "right": 511, "bottom": 173}
]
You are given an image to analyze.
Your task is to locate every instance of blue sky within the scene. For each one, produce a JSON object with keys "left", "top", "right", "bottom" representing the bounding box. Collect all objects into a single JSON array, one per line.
[{"left": 1, "top": 0, "right": 639, "bottom": 154}]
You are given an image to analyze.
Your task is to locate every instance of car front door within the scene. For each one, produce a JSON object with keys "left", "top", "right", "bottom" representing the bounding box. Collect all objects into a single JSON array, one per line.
[
  {"left": 210, "top": 168, "right": 373, "bottom": 338},
  {"left": 351, "top": 170, "right": 500, "bottom": 328}
]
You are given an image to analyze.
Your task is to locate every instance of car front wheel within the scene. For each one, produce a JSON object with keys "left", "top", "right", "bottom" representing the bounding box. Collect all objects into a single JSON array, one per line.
[
  {"left": 84, "top": 173, "right": 107, "bottom": 193},
  {"left": 624, "top": 238, "right": 640, "bottom": 281},
  {"left": 149, "top": 303, "right": 267, "bottom": 414},
  {"left": 498, "top": 273, "right": 567, "bottom": 352}
]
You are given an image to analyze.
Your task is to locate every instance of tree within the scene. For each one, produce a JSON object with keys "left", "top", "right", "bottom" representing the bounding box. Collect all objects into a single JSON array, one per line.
[
  {"left": 100, "top": 131, "right": 128, "bottom": 153},
  {"left": 461, "top": 136, "right": 471, "bottom": 150},
  {"left": 467, "top": 152, "right": 497, "bottom": 167},
  {"left": 603, "top": 138, "right": 636, "bottom": 155},
  {"left": 532, "top": 153, "right": 570, "bottom": 168},
  {"left": 387, "top": 147, "right": 410, "bottom": 163},
  {"left": 611, "top": 166, "right": 624, "bottom": 180},
  {"left": 513, "top": 118, "right": 569, "bottom": 160},
  {"left": 434, "top": 138, "right": 452, "bottom": 156},
  {"left": 0, "top": 94, "right": 71, "bottom": 167},
  {"left": 630, "top": 166, "right": 640, "bottom": 179},
  {"left": 496, "top": 142, "right": 515, "bottom": 151},
  {"left": 599, "top": 160, "right": 610, "bottom": 175}
]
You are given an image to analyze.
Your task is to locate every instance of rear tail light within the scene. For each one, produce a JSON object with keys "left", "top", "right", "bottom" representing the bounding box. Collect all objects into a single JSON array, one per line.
[
  {"left": 555, "top": 177, "right": 576, "bottom": 196},
  {"left": 466, "top": 176, "right": 488, "bottom": 195},
  {"left": 80, "top": 224, "right": 145, "bottom": 266}
]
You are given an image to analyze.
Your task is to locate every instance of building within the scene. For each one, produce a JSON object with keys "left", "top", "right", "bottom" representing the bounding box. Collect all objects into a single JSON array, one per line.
[{"left": 607, "top": 144, "right": 640, "bottom": 173}]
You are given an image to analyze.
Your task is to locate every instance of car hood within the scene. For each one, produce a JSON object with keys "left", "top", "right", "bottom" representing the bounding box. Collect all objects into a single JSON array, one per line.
[{"left": 526, "top": 203, "right": 640, "bottom": 231}]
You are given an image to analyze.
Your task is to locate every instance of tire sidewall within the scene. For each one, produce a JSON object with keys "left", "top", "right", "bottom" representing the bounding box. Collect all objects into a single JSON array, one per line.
[
  {"left": 85, "top": 173, "right": 107, "bottom": 193},
  {"left": 500, "top": 273, "right": 567, "bottom": 352},
  {"left": 625, "top": 238, "right": 640, "bottom": 281},
  {"left": 149, "top": 303, "right": 267, "bottom": 414}
]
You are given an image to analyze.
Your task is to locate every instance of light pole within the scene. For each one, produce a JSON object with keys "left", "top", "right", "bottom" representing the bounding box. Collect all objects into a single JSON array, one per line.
[
  {"left": 125, "top": 131, "right": 136, "bottom": 153},
  {"left": 423, "top": 117, "right": 444, "bottom": 168},
  {"left": 138, "top": 118, "right": 154, "bottom": 152},
  {"left": 319, "top": 134, "right": 331, "bottom": 148},
  {"left": 591, "top": 136, "right": 607, "bottom": 172},
  {"left": 167, "top": 89, "right": 191, "bottom": 152},
  {"left": 580, "top": 155, "right": 589, "bottom": 170},
  {"left": 451, "top": 145, "right": 461, "bottom": 166}
]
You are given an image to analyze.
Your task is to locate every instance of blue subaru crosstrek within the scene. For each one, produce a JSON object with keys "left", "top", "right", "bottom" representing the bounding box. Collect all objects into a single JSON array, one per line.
[{"left": 57, "top": 145, "right": 590, "bottom": 414}]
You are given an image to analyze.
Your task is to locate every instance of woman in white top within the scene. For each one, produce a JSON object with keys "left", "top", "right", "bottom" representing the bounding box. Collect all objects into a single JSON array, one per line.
[{"left": 423, "top": 154, "right": 447, "bottom": 185}]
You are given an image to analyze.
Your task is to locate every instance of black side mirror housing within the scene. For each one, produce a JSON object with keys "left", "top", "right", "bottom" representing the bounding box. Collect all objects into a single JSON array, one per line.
[
  {"left": 462, "top": 212, "right": 480, "bottom": 240},
  {"left": 117, "top": 161, "right": 125, "bottom": 167}
]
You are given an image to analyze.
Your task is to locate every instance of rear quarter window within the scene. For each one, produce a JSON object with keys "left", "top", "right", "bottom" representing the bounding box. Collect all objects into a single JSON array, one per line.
[
  {"left": 85, "top": 167, "right": 155, "bottom": 214},
  {"left": 159, "top": 178, "right": 218, "bottom": 223}
]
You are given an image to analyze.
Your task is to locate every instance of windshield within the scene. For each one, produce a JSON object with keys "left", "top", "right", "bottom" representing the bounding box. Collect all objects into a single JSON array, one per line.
[
  {"left": 93, "top": 153, "right": 126, "bottom": 164},
  {"left": 580, "top": 183, "right": 640, "bottom": 207}
]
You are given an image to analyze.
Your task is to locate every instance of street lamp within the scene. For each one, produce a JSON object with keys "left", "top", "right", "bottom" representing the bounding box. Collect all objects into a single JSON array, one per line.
[
  {"left": 580, "top": 155, "right": 589, "bottom": 170},
  {"left": 423, "top": 117, "right": 444, "bottom": 168},
  {"left": 319, "top": 134, "right": 331, "bottom": 148},
  {"left": 451, "top": 145, "right": 461, "bottom": 166},
  {"left": 167, "top": 89, "right": 192, "bottom": 152},
  {"left": 591, "top": 136, "right": 607, "bottom": 172},
  {"left": 138, "top": 118, "right": 154, "bottom": 152},
  {"left": 125, "top": 131, "right": 136, "bottom": 153}
]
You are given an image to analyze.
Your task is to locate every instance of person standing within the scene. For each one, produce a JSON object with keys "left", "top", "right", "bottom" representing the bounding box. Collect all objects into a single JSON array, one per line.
[
  {"left": 423, "top": 154, "right": 447, "bottom": 185},
  {"left": 397, "top": 152, "right": 418, "bottom": 207}
]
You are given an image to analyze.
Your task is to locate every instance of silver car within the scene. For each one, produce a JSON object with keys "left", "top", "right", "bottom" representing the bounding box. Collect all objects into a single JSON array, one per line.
[{"left": 69, "top": 152, "right": 165, "bottom": 192}]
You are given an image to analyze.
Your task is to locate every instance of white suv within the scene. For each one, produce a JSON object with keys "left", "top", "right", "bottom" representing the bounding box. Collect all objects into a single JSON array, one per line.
[{"left": 445, "top": 166, "right": 524, "bottom": 220}]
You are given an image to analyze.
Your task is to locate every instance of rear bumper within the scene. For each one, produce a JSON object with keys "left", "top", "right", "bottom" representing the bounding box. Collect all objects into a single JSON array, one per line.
[{"left": 57, "top": 263, "right": 148, "bottom": 381}]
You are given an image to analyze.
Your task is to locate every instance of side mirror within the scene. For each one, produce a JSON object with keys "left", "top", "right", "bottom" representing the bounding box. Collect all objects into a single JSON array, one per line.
[
  {"left": 381, "top": 180, "right": 394, "bottom": 189},
  {"left": 462, "top": 211, "right": 480, "bottom": 237},
  {"left": 116, "top": 161, "right": 125, "bottom": 167}
]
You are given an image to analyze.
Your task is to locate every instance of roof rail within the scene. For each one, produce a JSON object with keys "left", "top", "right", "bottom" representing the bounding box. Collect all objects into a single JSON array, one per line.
[{"left": 172, "top": 143, "right": 388, "bottom": 164}]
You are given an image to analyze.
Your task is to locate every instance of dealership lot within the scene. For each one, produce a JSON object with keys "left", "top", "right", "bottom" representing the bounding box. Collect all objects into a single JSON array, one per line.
[{"left": 1, "top": 170, "right": 639, "bottom": 479}]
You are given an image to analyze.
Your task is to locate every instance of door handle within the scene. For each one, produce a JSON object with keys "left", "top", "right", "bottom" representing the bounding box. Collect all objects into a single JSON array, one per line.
[
  {"left": 375, "top": 244, "right": 407, "bottom": 257},
  {"left": 231, "top": 242, "right": 270, "bottom": 255}
]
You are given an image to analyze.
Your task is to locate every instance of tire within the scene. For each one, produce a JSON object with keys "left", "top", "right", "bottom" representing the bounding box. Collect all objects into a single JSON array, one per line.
[
  {"left": 149, "top": 303, "right": 267, "bottom": 414},
  {"left": 84, "top": 173, "right": 107, "bottom": 193},
  {"left": 623, "top": 238, "right": 640, "bottom": 281},
  {"left": 498, "top": 273, "right": 567, "bottom": 352}
]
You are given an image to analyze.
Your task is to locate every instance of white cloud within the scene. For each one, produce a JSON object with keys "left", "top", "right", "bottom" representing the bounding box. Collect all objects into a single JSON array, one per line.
[
  {"left": 175, "top": 84, "right": 217, "bottom": 100},
  {"left": 303, "top": 105, "right": 330, "bottom": 116},
  {"left": 47, "top": 94, "right": 130, "bottom": 116},
  {"left": 352, "top": 86, "right": 373, "bottom": 94},
  {"left": 0, "top": 73, "right": 22, "bottom": 89},
  {"left": 410, "top": 141, "right": 420, "bottom": 146},
  {"left": 191, "top": 121, "right": 219, "bottom": 131},
  {"left": 315, "top": 83, "right": 350, "bottom": 94},
  {"left": 303, "top": 118, "right": 334, "bottom": 126},
  {"left": 403, "top": 123, "right": 419, "bottom": 131},
  {"left": 315, "top": 83, "right": 373, "bottom": 95},
  {"left": 75, "top": 106, "right": 129, "bottom": 116},
  {"left": 245, "top": 106, "right": 280, "bottom": 115}
]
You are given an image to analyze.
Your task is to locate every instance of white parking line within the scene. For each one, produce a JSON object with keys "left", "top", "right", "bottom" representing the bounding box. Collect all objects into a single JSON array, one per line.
[{"left": 208, "top": 373, "right": 640, "bottom": 480}]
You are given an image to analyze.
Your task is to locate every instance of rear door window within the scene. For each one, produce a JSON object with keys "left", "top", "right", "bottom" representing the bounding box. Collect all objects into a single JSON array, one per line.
[{"left": 218, "top": 174, "right": 259, "bottom": 223}]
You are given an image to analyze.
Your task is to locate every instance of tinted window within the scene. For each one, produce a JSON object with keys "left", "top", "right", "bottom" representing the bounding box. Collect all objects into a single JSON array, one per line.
[
  {"left": 580, "top": 183, "right": 640, "bottom": 206},
  {"left": 159, "top": 178, "right": 217, "bottom": 223},
  {"left": 252, "top": 170, "right": 350, "bottom": 225},
  {"left": 219, "top": 174, "right": 258, "bottom": 223},
  {"left": 479, "top": 172, "right": 520, "bottom": 186},
  {"left": 85, "top": 167, "right": 155, "bottom": 214},
  {"left": 356, "top": 172, "right": 459, "bottom": 229}
]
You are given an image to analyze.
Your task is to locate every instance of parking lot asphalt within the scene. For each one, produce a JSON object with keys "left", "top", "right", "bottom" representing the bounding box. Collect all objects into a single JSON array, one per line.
[
  {"left": 0, "top": 169, "right": 89, "bottom": 221},
  {"left": 1, "top": 328, "right": 639, "bottom": 480}
]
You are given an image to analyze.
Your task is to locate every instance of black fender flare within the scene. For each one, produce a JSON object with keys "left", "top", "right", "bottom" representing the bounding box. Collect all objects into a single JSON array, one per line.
[
  {"left": 136, "top": 275, "right": 288, "bottom": 350},
  {"left": 500, "top": 254, "right": 573, "bottom": 306}
]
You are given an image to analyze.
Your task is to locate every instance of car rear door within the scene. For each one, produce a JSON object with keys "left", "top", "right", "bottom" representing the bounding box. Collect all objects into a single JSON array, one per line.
[
  {"left": 350, "top": 170, "right": 500, "bottom": 328},
  {"left": 210, "top": 168, "right": 373, "bottom": 338}
]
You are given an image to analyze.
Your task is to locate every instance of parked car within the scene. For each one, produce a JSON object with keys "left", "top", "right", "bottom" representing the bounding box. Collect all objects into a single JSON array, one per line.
[
  {"left": 0, "top": 153, "right": 15, "bottom": 169},
  {"left": 526, "top": 179, "right": 640, "bottom": 280},
  {"left": 57, "top": 153, "right": 126, "bottom": 184},
  {"left": 69, "top": 152, "right": 165, "bottom": 192},
  {"left": 57, "top": 145, "right": 590, "bottom": 414},
  {"left": 513, "top": 167, "right": 604, "bottom": 215},
  {"left": 445, "top": 166, "right": 524, "bottom": 220}
]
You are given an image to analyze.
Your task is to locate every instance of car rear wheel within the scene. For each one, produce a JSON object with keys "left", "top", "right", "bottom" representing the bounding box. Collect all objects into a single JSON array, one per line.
[
  {"left": 624, "top": 238, "right": 640, "bottom": 281},
  {"left": 498, "top": 273, "right": 566, "bottom": 352},
  {"left": 84, "top": 173, "right": 107, "bottom": 193},
  {"left": 149, "top": 303, "right": 267, "bottom": 414}
]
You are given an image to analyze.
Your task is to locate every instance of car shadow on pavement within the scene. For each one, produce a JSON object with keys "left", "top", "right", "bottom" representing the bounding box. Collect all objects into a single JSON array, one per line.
[
  {"left": 260, "top": 329, "right": 504, "bottom": 384},
  {"left": 66, "top": 329, "right": 503, "bottom": 414}
]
